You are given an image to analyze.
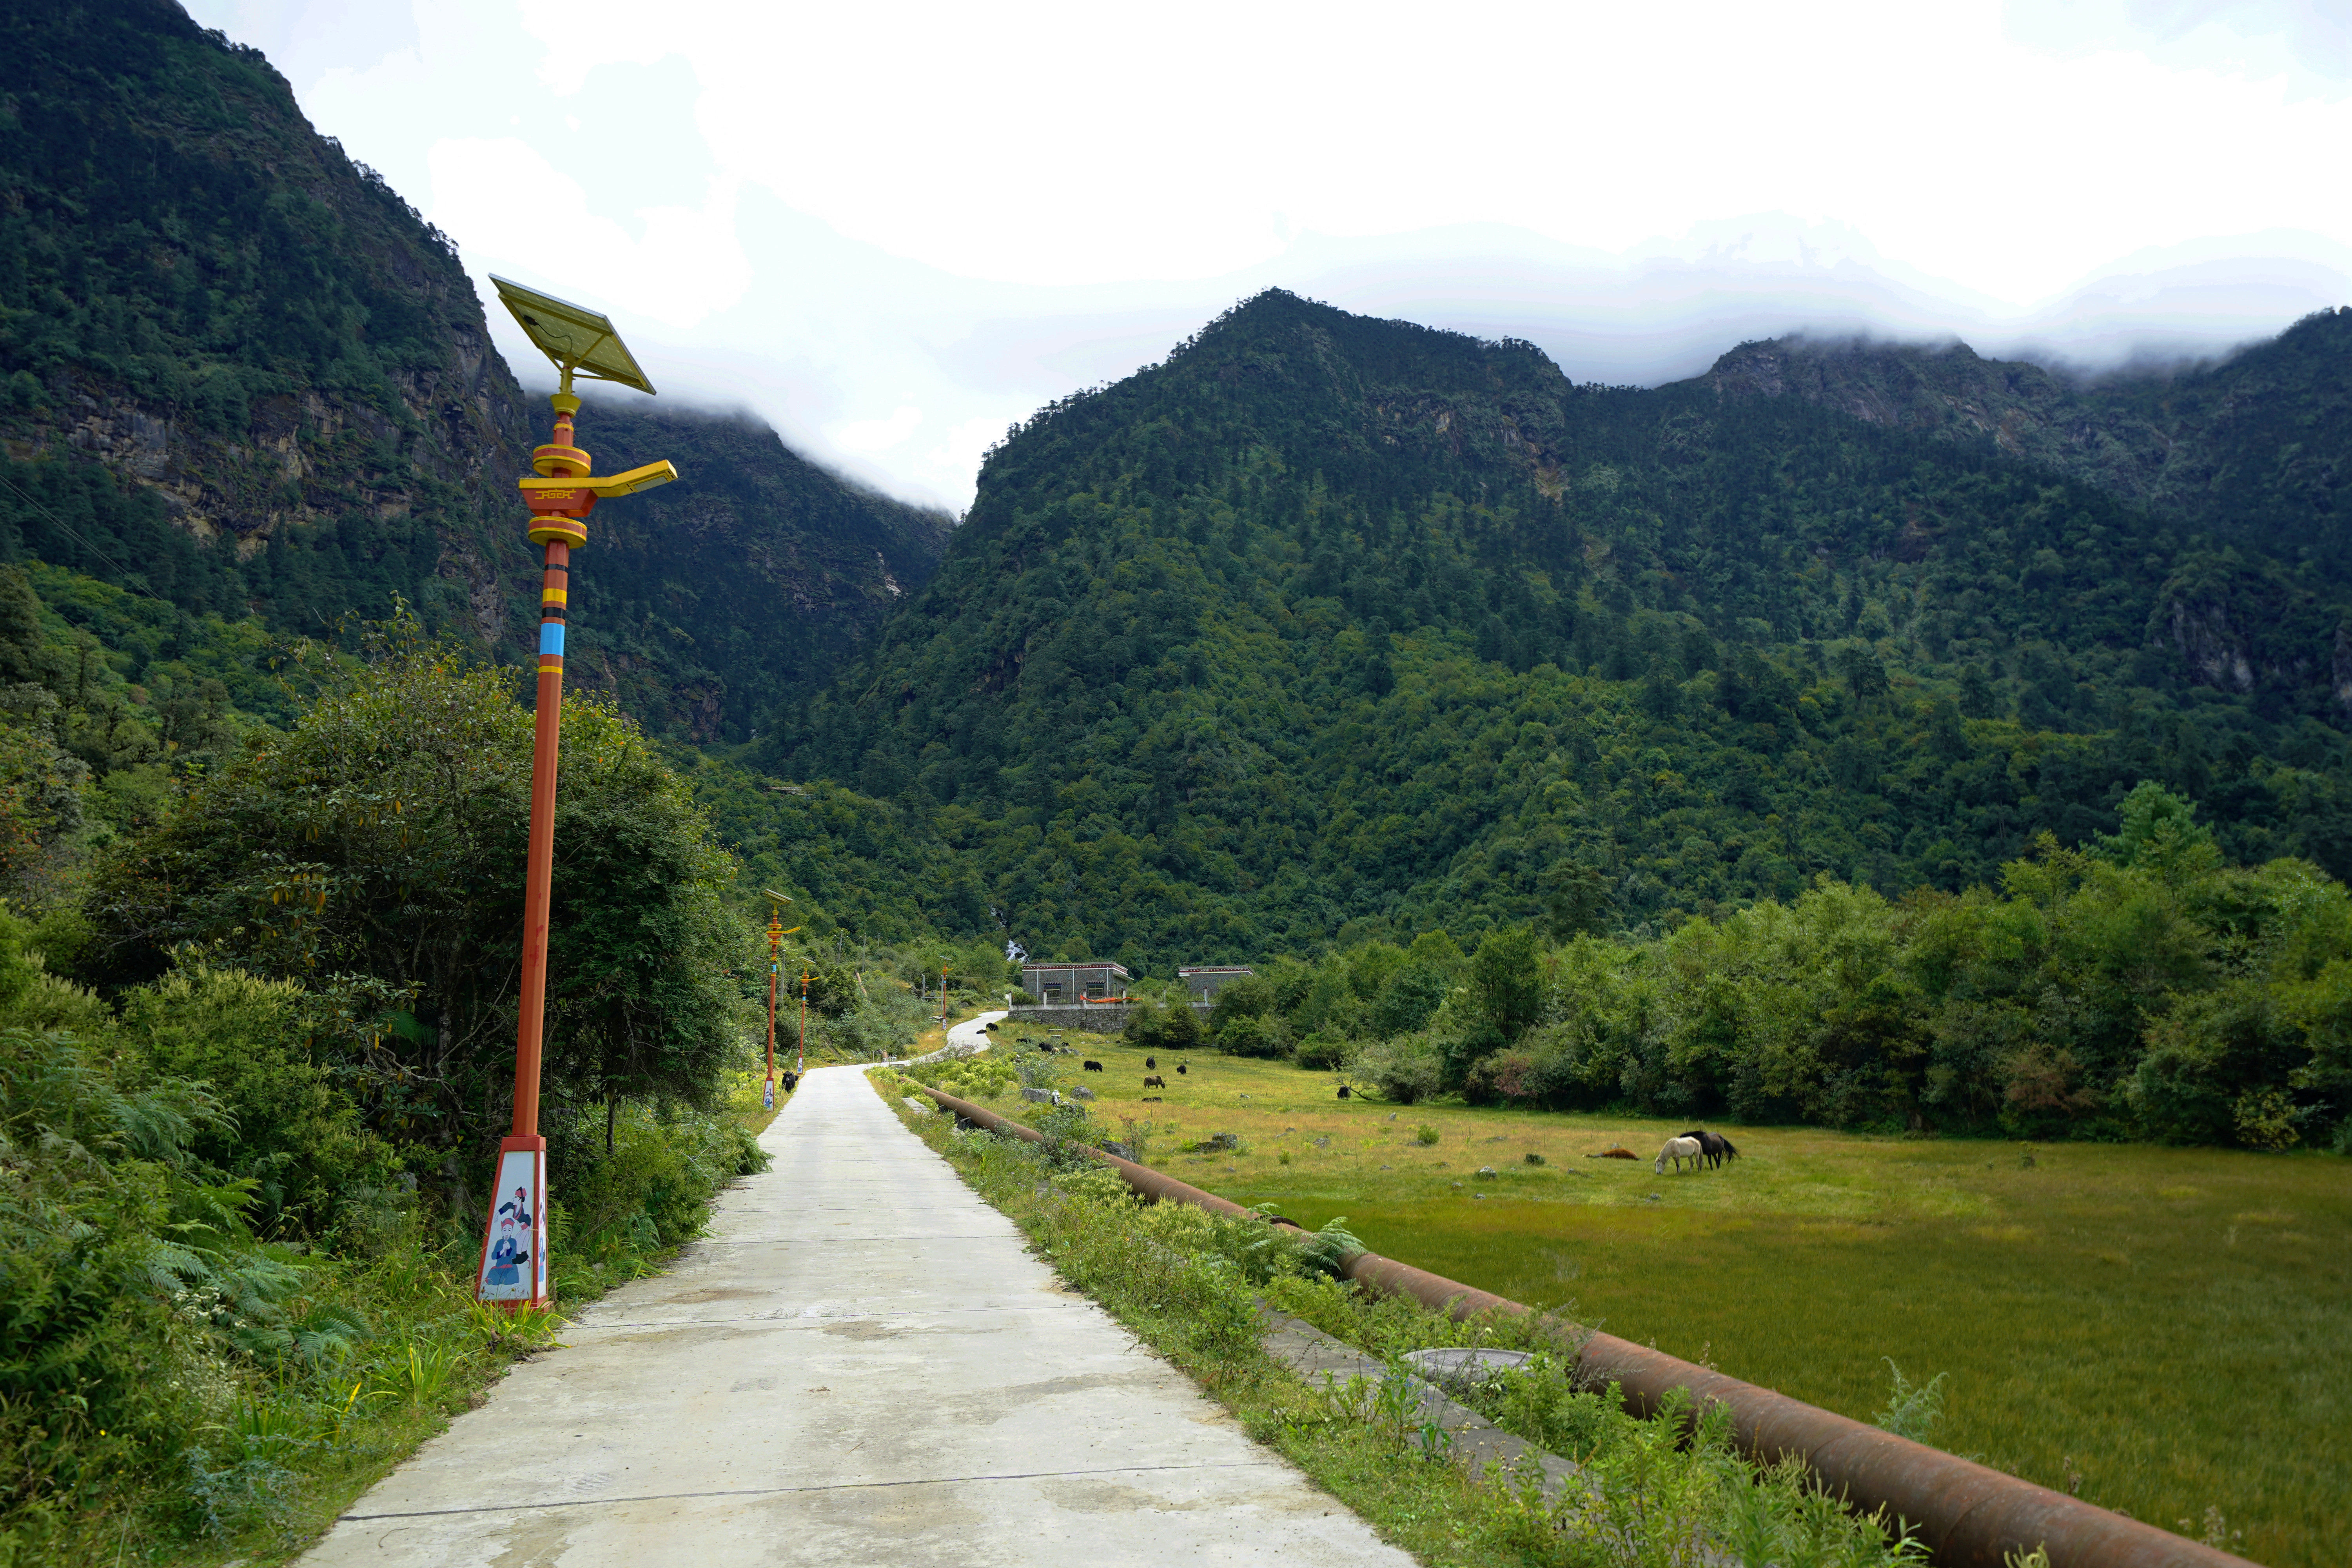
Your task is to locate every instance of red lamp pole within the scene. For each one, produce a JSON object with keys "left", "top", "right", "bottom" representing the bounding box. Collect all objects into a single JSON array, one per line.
[
  {"left": 474, "top": 379, "right": 673, "bottom": 1312},
  {"left": 765, "top": 911, "right": 782, "bottom": 1108},
  {"left": 798, "top": 966, "right": 810, "bottom": 1075}
]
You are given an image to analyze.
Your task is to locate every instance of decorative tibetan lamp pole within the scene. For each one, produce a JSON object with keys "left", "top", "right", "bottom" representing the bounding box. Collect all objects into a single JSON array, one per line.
[
  {"left": 761, "top": 890, "right": 799, "bottom": 1109},
  {"left": 798, "top": 965, "right": 812, "bottom": 1076},
  {"left": 474, "top": 277, "right": 678, "bottom": 1310}
]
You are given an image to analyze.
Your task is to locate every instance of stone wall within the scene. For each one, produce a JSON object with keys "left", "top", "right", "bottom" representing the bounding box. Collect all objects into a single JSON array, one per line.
[{"left": 1004, "top": 1003, "right": 1212, "bottom": 1036}]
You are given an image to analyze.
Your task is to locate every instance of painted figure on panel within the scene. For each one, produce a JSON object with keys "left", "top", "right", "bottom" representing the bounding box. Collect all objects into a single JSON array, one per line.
[{"left": 485, "top": 1216, "right": 530, "bottom": 1290}]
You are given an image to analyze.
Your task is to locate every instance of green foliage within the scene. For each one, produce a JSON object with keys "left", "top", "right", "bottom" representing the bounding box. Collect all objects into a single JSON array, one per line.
[
  {"left": 120, "top": 965, "right": 396, "bottom": 1234},
  {"left": 1124, "top": 994, "right": 1204, "bottom": 1054},
  {"left": 770, "top": 292, "right": 2352, "bottom": 971},
  {"left": 1873, "top": 1359, "right": 1949, "bottom": 1446},
  {"left": 82, "top": 618, "right": 756, "bottom": 1158},
  {"left": 1185, "top": 805, "right": 2352, "bottom": 1145},
  {"left": 552, "top": 1101, "right": 768, "bottom": 1292}
]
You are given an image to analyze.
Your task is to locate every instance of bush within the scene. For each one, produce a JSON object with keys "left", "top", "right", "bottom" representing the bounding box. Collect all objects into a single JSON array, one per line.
[
  {"left": 1293, "top": 1031, "right": 1348, "bottom": 1071},
  {"left": 1207, "top": 973, "right": 1277, "bottom": 1035},
  {"left": 1216, "top": 1012, "right": 1287, "bottom": 1058},
  {"left": 559, "top": 1102, "right": 769, "bottom": 1269},
  {"left": 0, "top": 1023, "right": 261, "bottom": 1540},
  {"left": 1348, "top": 1034, "right": 1443, "bottom": 1102},
  {"left": 122, "top": 967, "right": 395, "bottom": 1234},
  {"left": 1126, "top": 996, "right": 1203, "bottom": 1054}
]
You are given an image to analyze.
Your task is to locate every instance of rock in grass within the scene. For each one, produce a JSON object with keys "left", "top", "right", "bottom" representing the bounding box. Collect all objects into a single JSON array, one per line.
[
  {"left": 903, "top": 1097, "right": 933, "bottom": 1116},
  {"left": 1524, "top": 1152, "right": 1545, "bottom": 1165},
  {"left": 1405, "top": 1348, "right": 1534, "bottom": 1395},
  {"left": 1068, "top": 1085, "right": 1096, "bottom": 1101},
  {"left": 1475, "top": 1165, "right": 1498, "bottom": 1178},
  {"left": 1020, "top": 1087, "right": 1054, "bottom": 1103}
]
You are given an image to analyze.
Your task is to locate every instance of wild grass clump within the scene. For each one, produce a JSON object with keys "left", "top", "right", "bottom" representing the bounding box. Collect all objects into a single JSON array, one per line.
[{"left": 881, "top": 1081, "right": 1921, "bottom": 1567}]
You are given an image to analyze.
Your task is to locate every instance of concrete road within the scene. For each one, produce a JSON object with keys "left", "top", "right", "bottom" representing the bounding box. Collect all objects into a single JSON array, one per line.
[{"left": 299, "top": 1064, "right": 1414, "bottom": 1567}]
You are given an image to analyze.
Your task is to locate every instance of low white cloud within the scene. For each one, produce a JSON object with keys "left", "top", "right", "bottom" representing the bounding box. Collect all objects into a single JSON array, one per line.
[
  {"left": 185, "top": 0, "right": 2350, "bottom": 512},
  {"left": 832, "top": 405, "right": 924, "bottom": 453}
]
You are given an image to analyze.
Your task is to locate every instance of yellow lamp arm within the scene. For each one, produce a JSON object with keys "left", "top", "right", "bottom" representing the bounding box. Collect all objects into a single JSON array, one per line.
[{"left": 517, "top": 460, "right": 680, "bottom": 499}]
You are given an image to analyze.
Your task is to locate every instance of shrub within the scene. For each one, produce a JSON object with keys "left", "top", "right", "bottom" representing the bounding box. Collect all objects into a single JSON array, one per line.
[
  {"left": 122, "top": 966, "right": 395, "bottom": 1234},
  {"left": 1216, "top": 1012, "right": 1287, "bottom": 1059},
  {"left": 1348, "top": 1034, "right": 1442, "bottom": 1102},
  {"left": 1126, "top": 996, "right": 1203, "bottom": 1054},
  {"left": 1293, "top": 1031, "right": 1348, "bottom": 1071}
]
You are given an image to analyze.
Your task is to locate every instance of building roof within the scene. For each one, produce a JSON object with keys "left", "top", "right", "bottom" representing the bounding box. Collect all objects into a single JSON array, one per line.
[
  {"left": 1020, "top": 961, "right": 1131, "bottom": 975},
  {"left": 1177, "top": 965, "right": 1253, "bottom": 975}
]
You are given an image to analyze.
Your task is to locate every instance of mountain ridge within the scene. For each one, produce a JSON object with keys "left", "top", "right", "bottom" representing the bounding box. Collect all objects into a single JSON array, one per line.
[
  {"left": 1693, "top": 308, "right": 2351, "bottom": 554},
  {"left": 771, "top": 288, "right": 2352, "bottom": 964},
  {"left": 0, "top": 0, "right": 948, "bottom": 740}
]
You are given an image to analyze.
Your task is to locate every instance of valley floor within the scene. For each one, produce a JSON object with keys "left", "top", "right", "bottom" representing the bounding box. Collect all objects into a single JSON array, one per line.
[{"left": 1018, "top": 1044, "right": 2351, "bottom": 1568}]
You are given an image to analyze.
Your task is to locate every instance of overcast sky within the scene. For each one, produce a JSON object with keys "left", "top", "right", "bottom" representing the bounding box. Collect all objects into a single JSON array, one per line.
[{"left": 187, "top": 0, "right": 2350, "bottom": 510}]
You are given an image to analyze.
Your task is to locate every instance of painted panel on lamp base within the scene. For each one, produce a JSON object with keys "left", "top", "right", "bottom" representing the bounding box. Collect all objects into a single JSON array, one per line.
[
  {"left": 764, "top": 1078, "right": 776, "bottom": 1109},
  {"left": 475, "top": 1136, "right": 548, "bottom": 1305}
]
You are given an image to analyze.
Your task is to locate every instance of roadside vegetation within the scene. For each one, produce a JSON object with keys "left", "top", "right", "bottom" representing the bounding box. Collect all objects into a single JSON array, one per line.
[
  {"left": 910, "top": 1041, "right": 2340, "bottom": 1566},
  {"left": 0, "top": 619, "right": 928, "bottom": 1566},
  {"left": 870, "top": 1067, "right": 1926, "bottom": 1568}
]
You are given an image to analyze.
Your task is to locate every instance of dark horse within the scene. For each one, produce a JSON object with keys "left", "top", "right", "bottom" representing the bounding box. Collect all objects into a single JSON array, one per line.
[{"left": 1678, "top": 1129, "right": 1740, "bottom": 1169}]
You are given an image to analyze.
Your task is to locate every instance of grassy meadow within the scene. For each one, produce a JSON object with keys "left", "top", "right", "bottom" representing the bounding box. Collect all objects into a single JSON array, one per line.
[{"left": 1000, "top": 1033, "right": 2351, "bottom": 1566}]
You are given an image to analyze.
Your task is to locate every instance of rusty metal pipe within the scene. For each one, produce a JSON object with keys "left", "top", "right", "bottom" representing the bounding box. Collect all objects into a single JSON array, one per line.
[{"left": 909, "top": 1083, "right": 2249, "bottom": 1568}]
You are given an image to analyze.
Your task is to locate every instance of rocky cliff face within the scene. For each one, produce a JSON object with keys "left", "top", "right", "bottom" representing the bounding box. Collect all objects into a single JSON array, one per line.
[
  {"left": 1694, "top": 308, "right": 2351, "bottom": 553},
  {"left": 0, "top": 0, "right": 949, "bottom": 741}
]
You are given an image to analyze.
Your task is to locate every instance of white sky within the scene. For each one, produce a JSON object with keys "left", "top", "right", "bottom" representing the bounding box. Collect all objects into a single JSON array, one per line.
[{"left": 187, "top": 0, "right": 2351, "bottom": 510}]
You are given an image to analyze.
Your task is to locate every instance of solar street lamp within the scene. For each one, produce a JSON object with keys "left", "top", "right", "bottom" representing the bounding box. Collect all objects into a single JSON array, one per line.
[
  {"left": 763, "top": 890, "right": 799, "bottom": 1109},
  {"left": 474, "top": 278, "right": 678, "bottom": 1311}
]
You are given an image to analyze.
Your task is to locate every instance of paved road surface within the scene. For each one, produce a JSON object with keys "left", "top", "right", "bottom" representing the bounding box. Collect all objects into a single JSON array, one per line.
[{"left": 299, "top": 1062, "right": 1412, "bottom": 1567}]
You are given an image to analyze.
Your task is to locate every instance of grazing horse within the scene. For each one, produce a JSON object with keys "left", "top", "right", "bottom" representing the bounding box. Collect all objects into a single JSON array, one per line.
[
  {"left": 1035, "top": 1043, "right": 1055, "bottom": 1055},
  {"left": 1654, "top": 1135, "right": 1704, "bottom": 1174},
  {"left": 1143, "top": 1074, "right": 1166, "bottom": 1088},
  {"left": 1679, "top": 1129, "right": 1739, "bottom": 1169},
  {"left": 1083, "top": 1060, "right": 1104, "bottom": 1073}
]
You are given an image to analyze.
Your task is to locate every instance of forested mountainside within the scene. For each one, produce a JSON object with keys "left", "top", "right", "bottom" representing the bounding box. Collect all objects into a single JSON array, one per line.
[
  {"left": 768, "top": 289, "right": 2352, "bottom": 969},
  {"left": 557, "top": 397, "right": 951, "bottom": 742},
  {"left": 1700, "top": 309, "right": 2351, "bottom": 562},
  {"left": 0, "top": 0, "right": 947, "bottom": 744}
]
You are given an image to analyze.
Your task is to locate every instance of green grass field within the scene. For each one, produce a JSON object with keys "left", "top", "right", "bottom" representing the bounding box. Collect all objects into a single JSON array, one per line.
[{"left": 1009, "top": 1036, "right": 2352, "bottom": 1566}]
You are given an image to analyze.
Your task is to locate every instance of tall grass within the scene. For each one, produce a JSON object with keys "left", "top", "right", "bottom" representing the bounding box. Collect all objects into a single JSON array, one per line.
[{"left": 1035, "top": 1042, "right": 2350, "bottom": 1567}]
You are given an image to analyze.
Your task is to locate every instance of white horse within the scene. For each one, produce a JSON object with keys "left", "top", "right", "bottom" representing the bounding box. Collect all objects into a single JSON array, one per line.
[{"left": 1655, "top": 1135, "right": 1704, "bottom": 1174}]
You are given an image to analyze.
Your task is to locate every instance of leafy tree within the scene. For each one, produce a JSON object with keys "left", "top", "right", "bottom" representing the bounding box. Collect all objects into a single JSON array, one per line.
[
  {"left": 82, "top": 621, "right": 755, "bottom": 1158},
  {"left": 1470, "top": 924, "right": 1544, "bottom": 1039}
]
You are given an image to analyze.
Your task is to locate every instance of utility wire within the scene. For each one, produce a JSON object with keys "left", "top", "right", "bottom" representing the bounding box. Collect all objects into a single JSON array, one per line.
[{"left": 0, "top": 467, "right": 174, "bottom": 608}]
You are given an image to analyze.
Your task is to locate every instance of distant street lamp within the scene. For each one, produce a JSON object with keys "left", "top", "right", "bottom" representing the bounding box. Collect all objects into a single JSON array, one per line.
[
  {"left": 798, "top": 965, "right": 812, "bottom": 1076},
  {"left": 763, "top": 890, "right": 799, "bottom": 1109},
  {"left": 475, "top": 277, "right": 677, "bottom": 1311}
]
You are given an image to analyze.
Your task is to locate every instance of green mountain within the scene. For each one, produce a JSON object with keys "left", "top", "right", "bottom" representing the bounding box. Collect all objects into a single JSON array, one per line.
[
  {"left": 0, "top": 0, "right": 947, "bottom": 744},
  {"left": 555, "top": 396, "right": 950, "bottom": 743},
  {"left": 1700, "top": 309, "right": 2352, "bottom": 561},
  {"left": 770, "top": 290, "right": 2352, "bottom": 968}
]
